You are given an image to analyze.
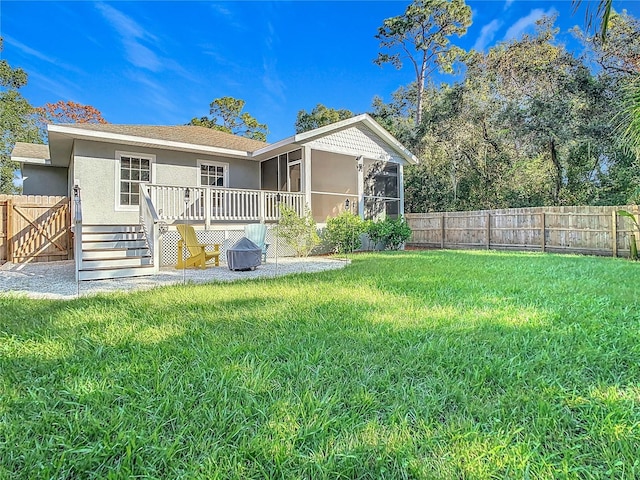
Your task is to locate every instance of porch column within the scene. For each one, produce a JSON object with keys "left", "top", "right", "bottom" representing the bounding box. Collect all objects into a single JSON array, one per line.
[
  {"left": 399, "top": 163, "right": 405, "bottom": 217},
  {"left": 357, "top": 155, "right": 364, "bottom": 219},
  {"left": 303, "top": 145, "right": 312, "bottom": 213}
]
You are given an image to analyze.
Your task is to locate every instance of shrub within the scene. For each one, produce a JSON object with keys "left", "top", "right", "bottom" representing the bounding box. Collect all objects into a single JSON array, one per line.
[
  {"left": 324, "top": 212, "right": 367, "bottom": 254},
  {"left": 384, "top": 216, "right": 412, "bottom": 250},
  {"left": 366, "top": 216, "right": 412, "bottom": 250},
  {"left": 365, "top": 219, "right": 386, "bottom": 249},
  {"left": 276, "top": 204, "right": 320, "bottom": 257}
]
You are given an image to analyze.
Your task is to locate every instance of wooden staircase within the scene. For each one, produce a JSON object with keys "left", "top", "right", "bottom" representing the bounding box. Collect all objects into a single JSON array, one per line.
[{"left": 78, "top": 224, "right": 156, "bottom": 280}]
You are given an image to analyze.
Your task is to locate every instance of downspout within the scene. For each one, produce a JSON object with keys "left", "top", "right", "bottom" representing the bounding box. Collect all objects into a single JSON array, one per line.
[{"left": 356, "top": 155, "right": 364, "bottom": 219}]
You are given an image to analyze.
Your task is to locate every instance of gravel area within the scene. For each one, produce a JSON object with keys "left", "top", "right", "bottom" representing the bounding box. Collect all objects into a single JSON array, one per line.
[{"left": 0, "top": 257, "right": 348, "bottom": 300}]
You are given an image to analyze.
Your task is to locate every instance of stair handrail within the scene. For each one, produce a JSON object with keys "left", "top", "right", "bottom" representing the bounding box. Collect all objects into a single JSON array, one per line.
[
  {"left": 72, "top": 185, "right": 83, "bottom": 281},
  {"left": 140, "top": 185, "right": 161, "bottom": 273}
]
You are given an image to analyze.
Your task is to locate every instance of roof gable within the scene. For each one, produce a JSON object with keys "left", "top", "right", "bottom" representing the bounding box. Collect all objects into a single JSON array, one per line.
[{"left": 305, "top": 124, "right": 405, "bottom": 163}]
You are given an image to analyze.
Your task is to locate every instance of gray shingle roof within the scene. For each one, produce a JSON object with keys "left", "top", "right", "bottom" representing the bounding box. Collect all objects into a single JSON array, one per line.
[
  {"left": 12, "top": 142, "right": 50, "bottom": 160},
  {"left": 56, "top": 124, "right": 268, "bottom": 152}
]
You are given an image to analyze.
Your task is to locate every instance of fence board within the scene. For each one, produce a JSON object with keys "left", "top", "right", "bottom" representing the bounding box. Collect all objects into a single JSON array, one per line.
[
  {"left": 0, "top": 195, "right": 71, "bottom": 264},
  {"left": 0, "top": 200, "right": 6, "bottom": 263},
  {"left": 406, "top": 205, "right": 640, "bottom": 257}
]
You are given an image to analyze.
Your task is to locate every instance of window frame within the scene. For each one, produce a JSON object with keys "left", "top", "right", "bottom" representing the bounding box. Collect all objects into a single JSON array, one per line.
[
  {"left": 115, "top": 151, "right": 156, "bottom": 211},
  {"left": 197, "top": 159, "right": 229, "bottom": 188}
]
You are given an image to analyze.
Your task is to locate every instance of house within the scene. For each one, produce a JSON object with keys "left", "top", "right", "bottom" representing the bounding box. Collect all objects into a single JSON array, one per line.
[{"left": 12, "top": 114, "right": 417, "bottom": 280}]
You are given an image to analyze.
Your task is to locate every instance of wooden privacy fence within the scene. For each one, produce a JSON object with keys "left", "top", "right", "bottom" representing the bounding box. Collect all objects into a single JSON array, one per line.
[
  {"left": 0, "top": 195, "right": 71, "bottom": 264},
  {"left": 406, "top": 205, "right": 640, "bottom": 257}
]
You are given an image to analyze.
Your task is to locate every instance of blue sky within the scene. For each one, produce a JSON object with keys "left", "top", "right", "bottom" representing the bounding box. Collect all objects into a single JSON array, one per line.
[{"left": 2, "top": 1, "right": 640, "bottom": 142}]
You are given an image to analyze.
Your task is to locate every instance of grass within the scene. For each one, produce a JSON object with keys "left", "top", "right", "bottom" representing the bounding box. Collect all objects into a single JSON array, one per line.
[{"left": 1, "top": 250, "right": 639, "bottom": 479}]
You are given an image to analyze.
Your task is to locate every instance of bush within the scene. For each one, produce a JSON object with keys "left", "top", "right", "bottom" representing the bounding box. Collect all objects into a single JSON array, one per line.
[
  {"left": 366, "top": 216, "right": 412, "bottom": 250},
  {"left": 324, "top": 212, "right": 367, "bottom": 254},
  {"left": 275, "top": 204, "right": 320, "bottom": 257}
]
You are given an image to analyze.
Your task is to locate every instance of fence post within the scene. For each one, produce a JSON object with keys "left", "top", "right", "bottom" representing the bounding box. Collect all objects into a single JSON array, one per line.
[
  {"left": 441, "top": 213, "right": 445, "bottom": 249},
  {"left": 6, "top": 199, "right": 12, "bottom": 262},
  {"left": 612, "top": 209, "right": 618, "bottom": 258},
  {"left": 486, "top": 212, "right": 491, "bottom": 250},
  {"left": 541, "top": 211, "right": 546, "bottom": 253}
]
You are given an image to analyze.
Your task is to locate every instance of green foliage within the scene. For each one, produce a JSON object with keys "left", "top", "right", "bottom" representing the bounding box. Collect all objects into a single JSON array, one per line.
[
  {"left": 366, "top": 216, "right": 412, "bottom": 250},
  {"left": 2, "top": 251, "right": 640, "bottom": 477},
  {"left": 324, "top": 211, "right": 367, "bottom": 253},
  {"left": 618, "top": 209, "right": 639, "bottom": 260},
  {"left": 295, "top": 104, "right": 354, "bottom": 133},
  {"left": 189, "top": 96, "right": 268, "bottom": 142},
  {"left": 374, "top": 0, "right": 471, "bottom": 125},
  {"left": 390, "top": 13, "right": 640, "bottom": 212},
  {"left": 275, "top": 204, "right": 320, "bottom": 257},
  {"left": 0, "top": 38, "right": 42, "bottom": 194}
]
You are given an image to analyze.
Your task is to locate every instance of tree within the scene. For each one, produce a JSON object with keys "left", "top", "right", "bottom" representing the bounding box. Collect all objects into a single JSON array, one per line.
[
  {"left": 374, "top": 0, "right": 471, "bottom": 126},
  {"left": 189, "top": 97, "right": 268, "bottom": 142},
  {"left": 36, "top": 100, "right": 107, "bottom": 124},
  {"left": 294, "top": 104, "right": 354, "bottom": 133},
  {"left": 35, "top": 100, "right": 107, "bottom": 141},
  {"left": 0, "top": 38, "right": 41, "bottom": 194},
  {"left": 371, "top": 86, "right": 418, "bottom": 152},
  {"left": 572, "top": 0, "right": 614, "bottom": 41}
]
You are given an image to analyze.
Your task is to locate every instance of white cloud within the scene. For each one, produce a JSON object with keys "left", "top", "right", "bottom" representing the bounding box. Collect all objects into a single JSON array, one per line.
[
  {"left": 27, "top": 71, "right": 80, "bottom": 101},
  {"left": 262, "top": 58, "right": 285, "bottom": 104},
  {"left": 95, "top": 2, "right": 162, "bottom": 72},
  {"left": 210, "top": 3, "right": 245, "bottom": 31},
  {"left": 124, "top": 71, "right": 180, "bottom": 119},
  {"left": 473, "top": 19, "right": 503, "bottom": 51},
  {"left": 503, "top": 8, "right": 557, "bottom": 41},
  {"left": 3, "top": 35, "right": 83, "bottom": 74},
  {"left": 504, "top": 0, "right": 515, "bottom": 10}
]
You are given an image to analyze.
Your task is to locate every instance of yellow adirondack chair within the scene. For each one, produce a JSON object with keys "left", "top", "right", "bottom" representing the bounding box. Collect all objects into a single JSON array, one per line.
[{"left": 176, "top": 224, "right": 220, "bottom": 269}]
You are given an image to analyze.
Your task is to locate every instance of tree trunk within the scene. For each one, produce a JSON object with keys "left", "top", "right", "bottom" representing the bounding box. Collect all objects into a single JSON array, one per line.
[
  {"left": 549, "top": 138, "right": 562, "bottom": 205},
  {"left": 416, "top": 61, "right": 427, "bottom": 126}
]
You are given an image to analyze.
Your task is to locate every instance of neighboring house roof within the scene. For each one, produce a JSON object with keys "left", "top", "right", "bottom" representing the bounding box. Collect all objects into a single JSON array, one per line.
[{"left": 12, "top": 143, "right": 51, "bottom": 165}]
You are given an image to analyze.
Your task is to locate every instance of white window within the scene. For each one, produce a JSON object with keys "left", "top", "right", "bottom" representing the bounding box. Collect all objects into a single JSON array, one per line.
[
  {"left": 116, "top": 151, "right": 155, "bottom": 209},
  {"left": 198, "top": 160, "right": 228, "bottom": 187}
]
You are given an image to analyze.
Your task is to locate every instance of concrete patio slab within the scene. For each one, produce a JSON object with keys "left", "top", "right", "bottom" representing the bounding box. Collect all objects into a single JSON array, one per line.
[{"left": 0, "top": 257, "right": 348, "bottom": 300}]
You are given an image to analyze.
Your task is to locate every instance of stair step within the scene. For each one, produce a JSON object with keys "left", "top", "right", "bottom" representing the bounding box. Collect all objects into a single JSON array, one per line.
[
  {"left": 82, "top": 257, "right": 153, "bottom": 269},
  {"left": 82, "top": 240, "right": 148, "bottom": 250},
  {"left": 82, "top": 249, "right": 151, "bottom": 260},
  {"left": 82, "top": 232, "right": 146, "bottom": 242},
  {"left": 82, "top": 224, "right": 144, "bottom": 234},
  {"left": 78, "top": 264, "right": 156, "bottom": 281}
]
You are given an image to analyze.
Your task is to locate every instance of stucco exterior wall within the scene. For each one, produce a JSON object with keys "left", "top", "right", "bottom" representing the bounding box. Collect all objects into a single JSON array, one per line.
[
  {"left": 73, "top": 140, "right": 260, "bottom": 225},
  {"left": 310, "top": 151, "right": 357, "bottom": 194},
  {"left": 309, "top": 151, "right": 358, "bottom": 222},
  {"left": 21, "top": 165, "right": 68, "bottom": 196}
]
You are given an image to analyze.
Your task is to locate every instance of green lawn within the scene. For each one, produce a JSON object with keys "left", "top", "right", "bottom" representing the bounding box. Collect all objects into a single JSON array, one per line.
[{"left": 1, "top": 250, "right": 639, "bottom": 479}]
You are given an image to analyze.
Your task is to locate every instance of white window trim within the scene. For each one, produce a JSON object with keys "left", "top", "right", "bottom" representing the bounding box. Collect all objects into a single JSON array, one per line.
[
  {"left": 197, "top": 159, "right": 229, "bottom": 188},
  {"left": 114, "top": 150, "right": 156, "bottom": 212}
]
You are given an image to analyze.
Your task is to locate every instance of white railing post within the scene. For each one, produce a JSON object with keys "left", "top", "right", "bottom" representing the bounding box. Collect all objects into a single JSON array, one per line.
[
  {"left": 259, "top": 190, "right": 266, "bottom": 222},
  {"left": 140, "top": 185, "right": 161, "bottom": 274},
  {"left": 205, "top": 187, "right": 211, "bottom": 229},
  {"left": 72, "top": 185, "right": 83, "bottom": 282}
]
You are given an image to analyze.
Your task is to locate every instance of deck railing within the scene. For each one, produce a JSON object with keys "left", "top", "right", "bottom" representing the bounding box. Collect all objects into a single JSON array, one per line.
[
  {"left": 148, "top": 184, "right": 305, "bottom": 225},
  {"left": 139, "top": 186, "right": 161, "bottom": 273}
]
